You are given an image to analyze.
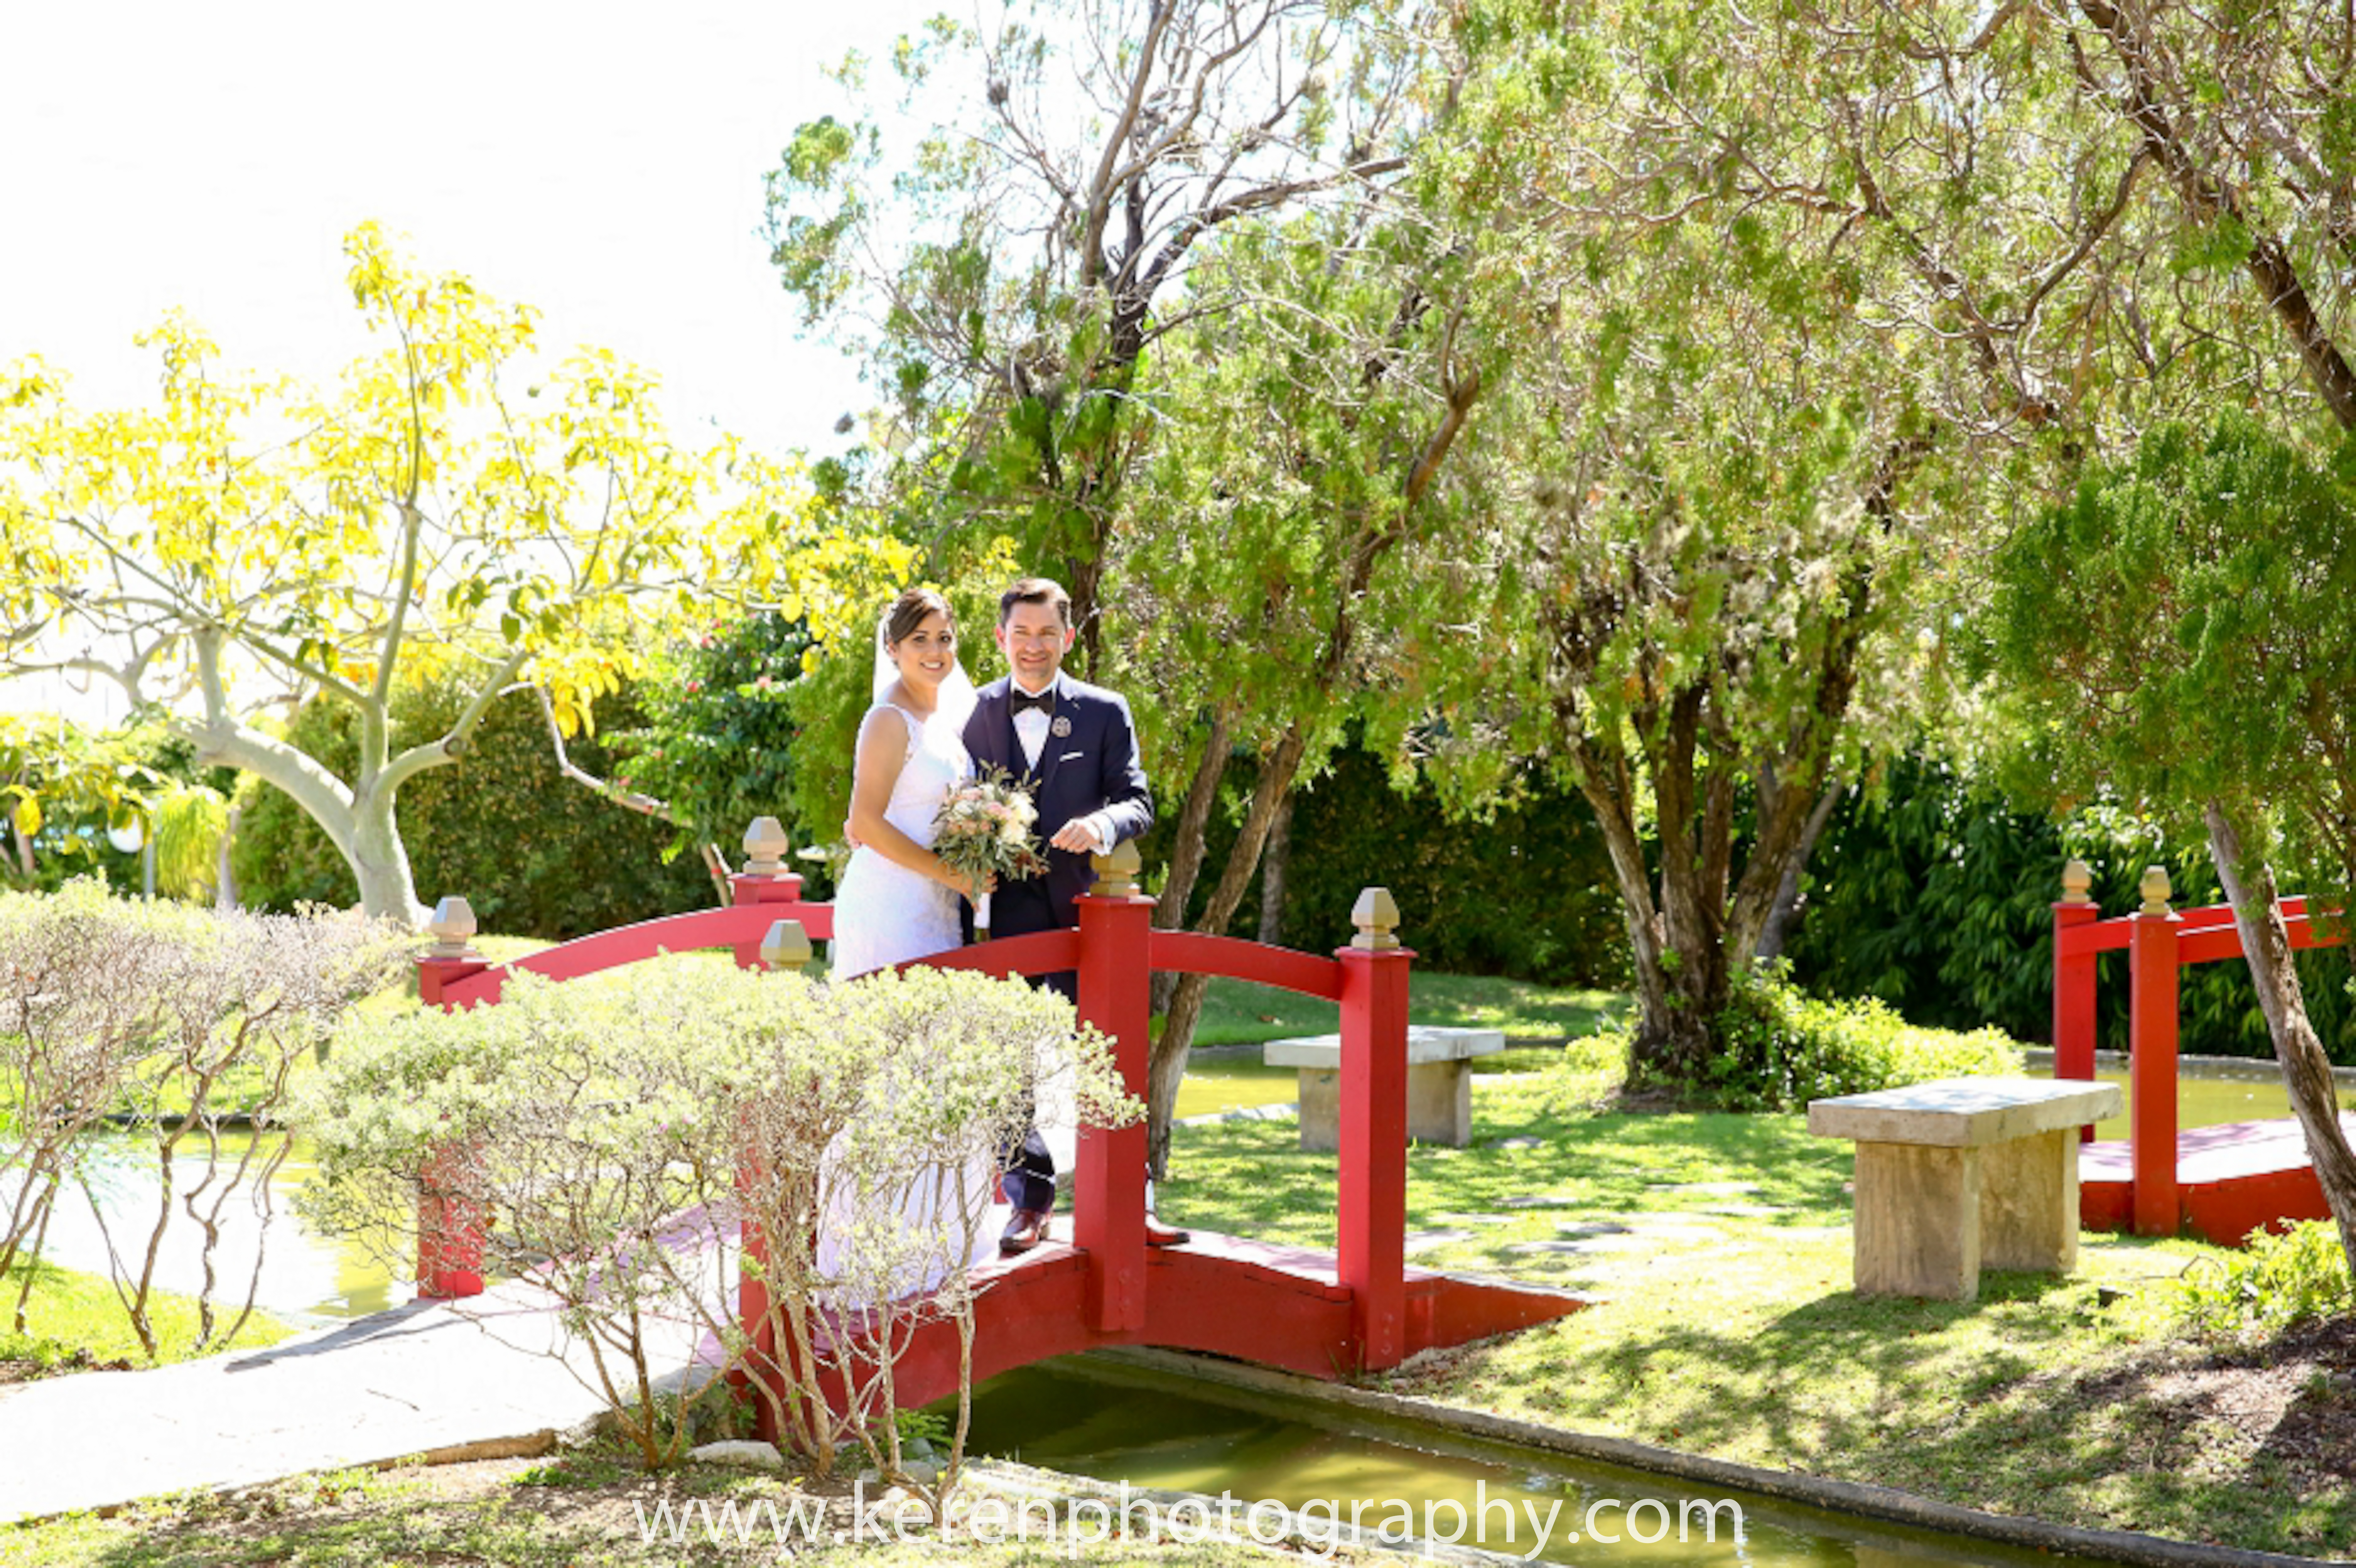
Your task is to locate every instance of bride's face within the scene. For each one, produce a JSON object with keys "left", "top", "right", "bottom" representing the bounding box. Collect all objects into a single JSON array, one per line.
[{"left": 888, "top": 611, "right": 957, "bottom": 692}]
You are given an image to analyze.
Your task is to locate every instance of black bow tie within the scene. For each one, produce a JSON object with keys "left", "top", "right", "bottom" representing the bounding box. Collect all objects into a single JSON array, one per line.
[{"left": 1010, "top": 688, "right": 1055, "bottom": 716}]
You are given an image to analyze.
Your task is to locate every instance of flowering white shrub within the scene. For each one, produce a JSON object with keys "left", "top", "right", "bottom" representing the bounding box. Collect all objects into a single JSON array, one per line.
[{"left": 295, "top": 957, "right": 1137, "bottom": 1484}]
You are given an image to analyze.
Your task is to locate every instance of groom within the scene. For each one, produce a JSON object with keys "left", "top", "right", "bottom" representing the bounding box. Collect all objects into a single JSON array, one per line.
[{"left": 963, "top": 577, "right": 1174, "bottom": 1254}]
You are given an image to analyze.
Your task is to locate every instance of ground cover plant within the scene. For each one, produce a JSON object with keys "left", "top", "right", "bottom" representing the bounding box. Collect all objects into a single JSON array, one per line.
[
  {"left": 0, "top": 1452, "right": 1276, "bottom": 1568},
  {"left": 1152, "top": 1044, "right": 2356, "bottom": 1559}
]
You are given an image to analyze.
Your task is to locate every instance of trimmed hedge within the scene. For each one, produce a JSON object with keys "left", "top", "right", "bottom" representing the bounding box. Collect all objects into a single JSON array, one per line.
[{"left": 233, "top": 676, "right": 713, "bottom": 937}]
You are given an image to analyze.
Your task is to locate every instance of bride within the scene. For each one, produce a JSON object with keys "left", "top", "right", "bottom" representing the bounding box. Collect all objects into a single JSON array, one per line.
[
  {"left": 828, "top": 587, "right": 987, "bottom": 978},
  {"left": 819, "top": 588, "right": 1004, "bottom": 1291}
]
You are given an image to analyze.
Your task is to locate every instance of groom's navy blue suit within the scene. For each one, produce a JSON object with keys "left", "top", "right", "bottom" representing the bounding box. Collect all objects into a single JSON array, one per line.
[{"left": 963, "top": 671, "right": 1153, "bottom": 1211}]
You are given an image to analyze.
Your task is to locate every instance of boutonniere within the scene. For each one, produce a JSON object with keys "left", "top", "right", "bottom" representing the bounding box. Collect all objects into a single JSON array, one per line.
[{"left": 1050, "top": 716, "right": 1072, "bottom": 738}]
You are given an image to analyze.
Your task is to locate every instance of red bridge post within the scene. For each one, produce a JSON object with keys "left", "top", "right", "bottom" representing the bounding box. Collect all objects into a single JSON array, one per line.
[
  {"left": 1076, "top": 844, "right": 1153, "bottom": 1332},
  {"left": 731, "top": 819, "right": 804, "bottom": 969},
  {"left": 2053, "top": 859, "right": 2101, "bottom": 1141},
  {"left": 414, "top": 895, "right": 491, "bottom": 1299},
  {"left": 1338, "top": 887, "right": 1412, "bottom": 1372},
  {"left": 2128, "top": 867, "right": 2181, "bottom": 1236}
]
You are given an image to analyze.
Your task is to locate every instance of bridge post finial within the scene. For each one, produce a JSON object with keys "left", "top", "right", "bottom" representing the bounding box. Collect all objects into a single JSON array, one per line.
[
  {"left": 425, "top": 895, "right": 479, "bottom": 960},
  {"left": 2138, "top": 865, "right": 2173, "bottom": 916},
  {"left": 742, "top": 817, "right": 789, "bottom": 877},
  {"left": 1090, "top": 839, "right": 1143, "bottom": 899},
  {"left": 2061, "top": 859, "right": 2093, "bottom": 905},
  {"left": 1351, "top": 887, "right": 1401, "bottom": 951},
  {"left": 759, "top": 918, "right": 812, "bottom": 971}
]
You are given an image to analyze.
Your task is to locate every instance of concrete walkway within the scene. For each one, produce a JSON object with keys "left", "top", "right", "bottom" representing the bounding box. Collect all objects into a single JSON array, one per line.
[{"left": 0, "top": 1280, "right": 714, "bottom": 1525}]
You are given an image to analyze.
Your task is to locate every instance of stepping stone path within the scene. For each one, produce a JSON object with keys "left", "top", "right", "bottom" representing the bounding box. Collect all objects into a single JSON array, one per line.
[
  {"left": 1427, "top": 1213, "right": 1515, "bottom": 1227},
  {"left": 1493, "top": 1137, "right": 1546, "bottom": 1151},
  {"left": 1403, "top": 1230, "right": 1477, "bottom": 1255},
  {"left": 1497, "top": 1193, "right": 1582, "bottom": 1209},
  {"left": 1697, "top": 1203, "right": 1789, "bottom": 1218}
]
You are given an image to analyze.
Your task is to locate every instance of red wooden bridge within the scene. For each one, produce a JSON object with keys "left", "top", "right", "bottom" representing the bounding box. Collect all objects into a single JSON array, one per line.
[
  {"left": 410, "top": 828, "right": 1585, "bottom": 1414},
  {"left": 2052, "top": 861, "right": 2356, "bottom": 1244}
]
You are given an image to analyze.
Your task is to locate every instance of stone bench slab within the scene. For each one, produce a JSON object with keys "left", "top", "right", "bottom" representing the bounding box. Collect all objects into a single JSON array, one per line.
[
  {"left": 1807, "top": 1077, "right": 2121, "bottom": 1148},
  {"left": 1263, "top": 1027, "right": 1507, "bottom": 1069}
]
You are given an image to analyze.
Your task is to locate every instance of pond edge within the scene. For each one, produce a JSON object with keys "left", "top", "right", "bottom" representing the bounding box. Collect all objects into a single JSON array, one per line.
[{"left": 1076, "top": 1345, "right": 2348, "bottom": 1568}]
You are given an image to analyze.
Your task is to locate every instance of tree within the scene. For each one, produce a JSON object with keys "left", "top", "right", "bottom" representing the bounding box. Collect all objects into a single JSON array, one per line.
[
  {"left": 1415, "top": 0, "right": 2356, "bottom": 1088},
  {"left": 766, "top": 0, "right": 1430, "bottom": 665},
  {"left": 768, "top": 5, "right": 1491, "bottom": 1163},
  {"left": 1990, "top": 414, "right": 2356, "bottom": 1273},
  {"left": 1109, "top": 205, "right": 1484, "bottom": 1163},
  {"left": 0, "top": 225, "right": 884, "bottom": 923},
  {"left": 0, "top": 714, "right": 161, "bottom": 886}
]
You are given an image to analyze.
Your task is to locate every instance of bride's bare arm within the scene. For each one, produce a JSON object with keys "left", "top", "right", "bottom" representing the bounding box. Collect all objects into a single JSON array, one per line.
[{"left": 849, "top": 710, "right": 984, "bottom": 901}]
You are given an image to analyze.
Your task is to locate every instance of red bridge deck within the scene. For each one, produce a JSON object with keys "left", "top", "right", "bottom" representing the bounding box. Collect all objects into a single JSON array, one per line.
[
  {"left": 2081, "top": 1113, "right": 2356, "bottom": 1246},
  {"left": 877, "top": 1228, "right": 1591, "bottom": 1410}
]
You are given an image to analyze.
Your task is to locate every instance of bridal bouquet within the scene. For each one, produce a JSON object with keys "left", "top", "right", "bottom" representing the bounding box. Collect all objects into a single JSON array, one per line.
[{"left": 933, "top": 767, "right": 1050, "bottom": 941}]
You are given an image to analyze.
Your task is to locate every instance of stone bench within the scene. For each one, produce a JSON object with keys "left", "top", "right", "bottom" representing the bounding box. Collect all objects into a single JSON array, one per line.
[
  {"left": 1808, "top": 1076, "right": 2124, "bottom": 1301},
  {"left": 1264, "top": 1027, "right": 1507, "bottom": 1152}
]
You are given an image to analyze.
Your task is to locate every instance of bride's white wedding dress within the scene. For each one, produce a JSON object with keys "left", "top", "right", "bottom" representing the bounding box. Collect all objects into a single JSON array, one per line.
[
  {"left": 822, "top": 697, "right": 1003, "bottom": 1291},
  {"left": 828, "top": 702, "right": 969, "bottom": 980}
]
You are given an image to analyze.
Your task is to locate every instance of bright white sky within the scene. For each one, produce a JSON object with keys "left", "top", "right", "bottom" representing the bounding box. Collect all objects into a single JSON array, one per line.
[{"left": 0, "top": 0, "right": 943, "bottom": 721}]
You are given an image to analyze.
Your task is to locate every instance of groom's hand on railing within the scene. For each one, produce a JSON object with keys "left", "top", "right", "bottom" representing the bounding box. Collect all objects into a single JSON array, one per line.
[{"left": 1048, "top": 811, "right": 1114, "bottom": 854}]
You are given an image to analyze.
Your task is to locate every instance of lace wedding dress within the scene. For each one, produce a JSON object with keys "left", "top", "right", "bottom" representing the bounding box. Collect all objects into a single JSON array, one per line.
[{"left": 828, "top": 702, "right": 969, "bottom": 980}]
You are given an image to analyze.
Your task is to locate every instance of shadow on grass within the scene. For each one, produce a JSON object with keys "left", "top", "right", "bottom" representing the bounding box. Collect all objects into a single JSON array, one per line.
[{"left": 1158, "top": 1073, "right": 2356, "bottom": 1558}]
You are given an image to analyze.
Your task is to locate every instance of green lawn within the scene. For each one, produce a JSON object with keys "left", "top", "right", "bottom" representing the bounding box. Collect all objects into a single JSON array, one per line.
[
  {"left": 1, "top": 1260, "right": 297, "bottom": 1372},
  {"left": 1192, "top": 972, "right": 1621, "bottom": 1049},
  {"left": 1151, "top": 1046, "right": 2355, "bottom": 1560}
]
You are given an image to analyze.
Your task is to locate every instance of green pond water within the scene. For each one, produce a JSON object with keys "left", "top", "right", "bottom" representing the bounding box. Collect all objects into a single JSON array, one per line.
[{"left": 955, "top": 1360, "right": 2131, "bottom": 1567}]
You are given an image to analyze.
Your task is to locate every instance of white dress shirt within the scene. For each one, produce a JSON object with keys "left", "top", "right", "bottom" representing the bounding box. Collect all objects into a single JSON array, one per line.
[{"left": 1011, "top": 672, "right": 1114, "bottom": 854}]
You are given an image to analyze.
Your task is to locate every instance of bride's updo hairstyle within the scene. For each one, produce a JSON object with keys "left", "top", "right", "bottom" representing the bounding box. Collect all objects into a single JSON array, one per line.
[{"left": 883, "top": 587, "right": 955, "bottom": 647}]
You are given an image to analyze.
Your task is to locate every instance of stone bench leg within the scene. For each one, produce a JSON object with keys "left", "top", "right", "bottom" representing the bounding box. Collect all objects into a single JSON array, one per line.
[
  {"left": 1299, "top": 1069, "right": 1341, "bottom": 1154},
  {"left": 1853, "top": 1141, "right": 1982, "bottom": 1300},
  {"left": 1978, "top": 1128, "right": 2080, "bottom": 1274},
  {"left": 1406, "top": 1061, "right": 1473, "bottom": 1147},
  {"left": 1296, "top": 1063, "right": 1475, "bottom": 1152}
]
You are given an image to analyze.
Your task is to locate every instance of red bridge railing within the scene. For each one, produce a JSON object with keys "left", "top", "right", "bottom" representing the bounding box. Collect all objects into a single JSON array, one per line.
[
  {"left": 408, "top": 822, "right": 1418, "bottom": 1370},
  {"left": 2051, "top": 859, "right": 2339, "bottom": 1235}
]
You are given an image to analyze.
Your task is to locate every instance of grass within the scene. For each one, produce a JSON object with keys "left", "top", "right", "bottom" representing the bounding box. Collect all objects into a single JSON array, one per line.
[
  {"left": 0, "top": 1259, "right": 298, "bottom": 1372},
  {"left": 0, "top": 1453, "right": 1291, "bottom": 1566},
  {"left": 1191, "top": 972, "right": 1621, "bottom": 1050},
  {"left": 1151, "top": 1042, "right": 2356, "bottom": 1560}
]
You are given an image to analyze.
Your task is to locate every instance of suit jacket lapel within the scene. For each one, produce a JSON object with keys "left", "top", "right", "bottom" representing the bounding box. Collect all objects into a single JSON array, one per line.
[{"left": 1036, "top": 679, "right": 1071, "bottom": 799}]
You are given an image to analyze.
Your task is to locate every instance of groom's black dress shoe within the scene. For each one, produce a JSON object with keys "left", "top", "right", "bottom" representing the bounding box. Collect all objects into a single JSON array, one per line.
[
  {"left": 1144, "top": 1218, "right": 1190, "bottom": 1247},
  {"left": 1000, "top": 1209, "right": 1051, "bottom": 1255}
]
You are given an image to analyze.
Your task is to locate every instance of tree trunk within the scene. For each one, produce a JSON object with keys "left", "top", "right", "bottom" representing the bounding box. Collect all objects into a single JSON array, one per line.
[
  {"left": 1146, "top": 725, "right": 1309, "bottom": 1176},
  {"left": 1148, "top": 714, "right": 1232, "bottom": 1020},
  {"left": 1756, "top": 783, "right": 1843, "bottom": 962},
  {"left": 213, "top": 805, "right": 240, "bottom": 912},
  {"left": 349, "top": 785, "right": 427, "bottom": 926},
  {"left": 2203, "top": 800, "right": 2356, "bottom": 1271},
  {"left": 1256, "top": 795, "right": 1294, "bottom": 946}
]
